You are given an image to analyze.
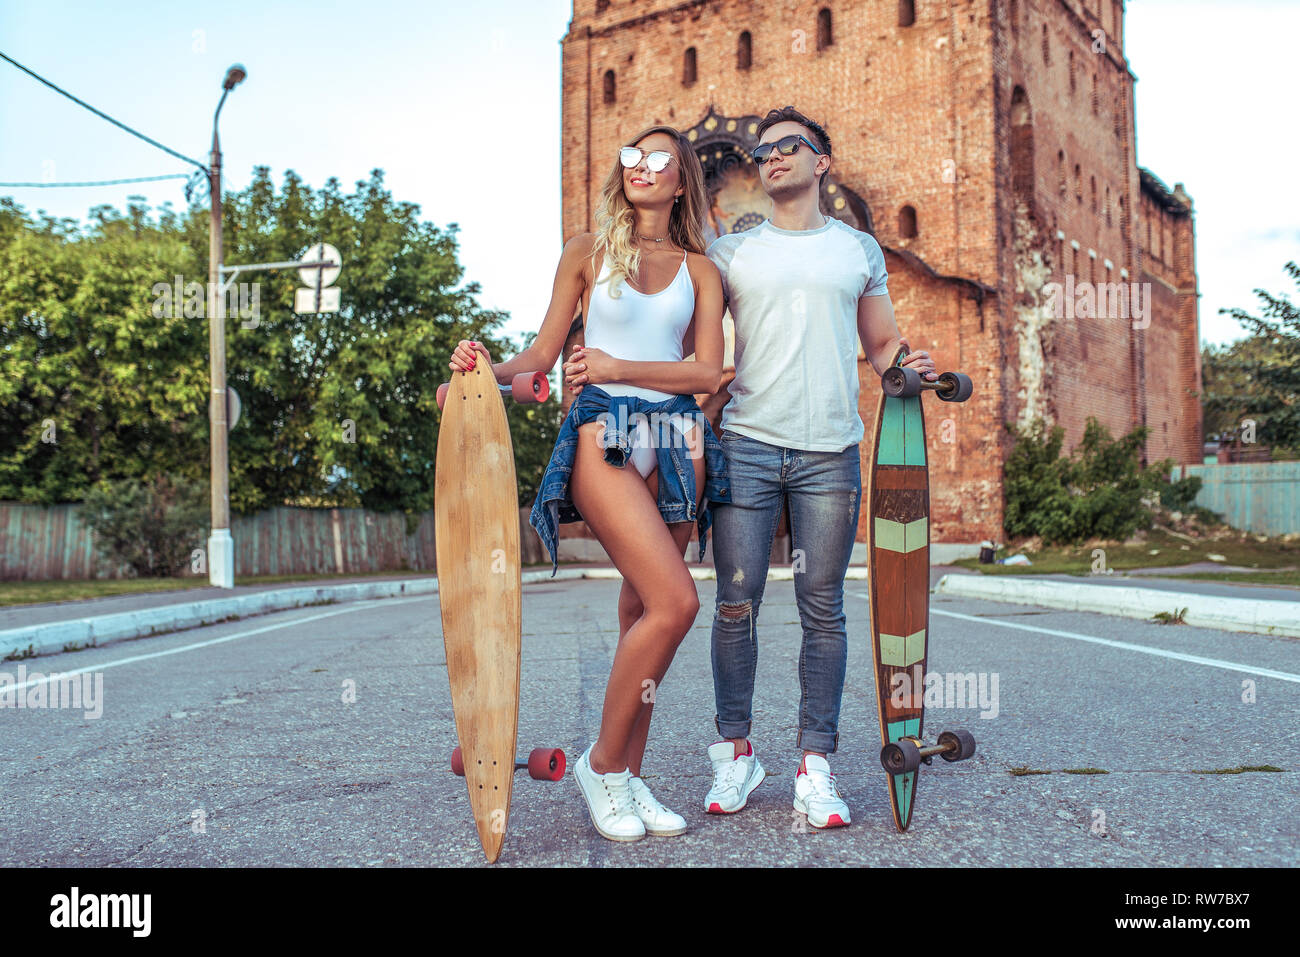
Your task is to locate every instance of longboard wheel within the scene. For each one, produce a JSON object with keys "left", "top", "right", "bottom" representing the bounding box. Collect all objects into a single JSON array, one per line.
[
  {"left": 436, "top": 382, "right": 450, "bottom": 411},
  {"left": 881, "top": 738, "right": 922, "bottom": 774},
  {"left": 936, "top": 371, "right": 973, "bottom": 403},
  {"left": 450, "top": 746, "right": 465, "bottom": 777},
  {"left": 882, "top": 365, "right": 923, "bottom": 398},
  {"left": 511, "top": 371, "right": 550, "bottom": 404},
  {"left": 938, "top": 729, "right": 976, "bottom": 761},
  {"left": 527, "top": 747, "right": 566, "bottom": 781}
]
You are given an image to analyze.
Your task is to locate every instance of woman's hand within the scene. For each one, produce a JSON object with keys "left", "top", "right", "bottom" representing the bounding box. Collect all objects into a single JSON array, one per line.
[
  {"left": 563, "top": 345, "right": 621, "bottom": 394},
  {"left": 898, "top": 338, "right": 938, "bottom": 381},
  {"left": 449, "top": 339, "right": 492, "bottom": 373}
]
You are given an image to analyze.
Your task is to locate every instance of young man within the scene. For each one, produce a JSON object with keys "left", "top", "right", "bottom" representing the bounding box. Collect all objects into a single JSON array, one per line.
[{"left": 703, "top": 106, "right": 936, "bottom": 828}]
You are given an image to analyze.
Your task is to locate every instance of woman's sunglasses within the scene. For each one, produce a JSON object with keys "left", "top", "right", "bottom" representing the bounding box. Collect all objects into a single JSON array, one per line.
[
  {"left": 620, "top": 146, "right": 674, "bottom": 173},
  {"left": 751, "top": 134, "right": 823, "bottom": 164}
]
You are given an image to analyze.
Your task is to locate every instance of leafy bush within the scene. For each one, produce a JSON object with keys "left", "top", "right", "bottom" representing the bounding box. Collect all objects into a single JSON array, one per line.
[
  {"left": 78, "top": 474, "right": 208, "bottom": 577},
  {"left": 1003, "top": 418, "right": 1202, "bottom": 545},
  {"left": 1150, "top": 462, "right": 1202, "bottom": 511}
]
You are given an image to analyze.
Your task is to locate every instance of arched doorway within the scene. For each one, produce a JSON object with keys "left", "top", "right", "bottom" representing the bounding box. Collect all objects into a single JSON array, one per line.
[{"left": 684, "top": 107, "right": 875, "bottom": 242}]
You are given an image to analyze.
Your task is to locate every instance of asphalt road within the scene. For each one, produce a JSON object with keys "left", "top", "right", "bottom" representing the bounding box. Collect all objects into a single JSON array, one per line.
[{"left": 2, "top": 578, "right": 1296, "bottom": 867}]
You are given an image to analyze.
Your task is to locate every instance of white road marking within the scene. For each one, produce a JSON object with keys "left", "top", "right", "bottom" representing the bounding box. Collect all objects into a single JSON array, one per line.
[
  {"left": 850, "top": 592, "right": 1300, "bottom": 684},
  {"left": 1, "top": 596, "right": 436, "bottom": 694}
]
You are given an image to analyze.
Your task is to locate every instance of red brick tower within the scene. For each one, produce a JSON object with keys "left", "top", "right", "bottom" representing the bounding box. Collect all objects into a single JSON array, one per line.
[{"left": 559, "top": 0, "right": 1199, "bottom": 547}]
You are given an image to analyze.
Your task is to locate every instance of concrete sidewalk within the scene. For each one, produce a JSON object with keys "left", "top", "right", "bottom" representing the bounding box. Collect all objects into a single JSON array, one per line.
[{"left": 936, "top": 571, "right": 1300, "bottom": 638}]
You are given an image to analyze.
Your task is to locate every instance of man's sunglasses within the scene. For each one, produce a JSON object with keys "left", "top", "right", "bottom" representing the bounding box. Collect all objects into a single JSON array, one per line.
[
  {"left": 620, "top": 146, "right": 675, "bottom": 173},
  {"left": 751, "top": 134, "right": 824, "bottom": 165}
]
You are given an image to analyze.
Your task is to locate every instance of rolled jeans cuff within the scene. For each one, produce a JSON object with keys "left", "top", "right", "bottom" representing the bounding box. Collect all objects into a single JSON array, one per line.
[
  {"left": 796, "top": 728, "right": 839, "bottom": 754},
  {"left": 714, "top": 715, "right": 752, "bottom": 740}
]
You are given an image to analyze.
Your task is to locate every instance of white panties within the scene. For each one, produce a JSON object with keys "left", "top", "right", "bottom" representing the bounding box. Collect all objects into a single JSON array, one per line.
[{"left": 625, "top": 414, "right": 698, "bottom": 480}]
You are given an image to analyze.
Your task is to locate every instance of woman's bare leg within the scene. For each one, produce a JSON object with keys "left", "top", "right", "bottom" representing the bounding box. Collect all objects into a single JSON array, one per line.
[
  {"left": 571, "top": 421, "right": 704, "bottom": 775},
  {"left": 614, "top": 426, "right": 707, "bottom": 776}
]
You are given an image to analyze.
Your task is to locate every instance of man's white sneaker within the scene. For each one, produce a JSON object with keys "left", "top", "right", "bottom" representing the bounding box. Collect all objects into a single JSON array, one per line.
[
  {"left": 704, "top": 740, "right": 766, "bottom": 814},
  {"left": 793, "top": 754, "right": 850, "bottom": 828},
  {"left": 628, "top": 777, "right": 687, "bottom": 836},
  {"left": 574, "top": 746, "right": 645, "bottom": 842}
]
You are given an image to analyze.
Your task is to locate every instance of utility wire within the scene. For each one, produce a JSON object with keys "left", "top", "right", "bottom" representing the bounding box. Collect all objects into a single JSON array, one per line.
[
  {"left": 0, "top": 49, "right": 209, "bottom": 175},
  {"left": 0, "top": 173, "right": 192, "bottom": 188}
]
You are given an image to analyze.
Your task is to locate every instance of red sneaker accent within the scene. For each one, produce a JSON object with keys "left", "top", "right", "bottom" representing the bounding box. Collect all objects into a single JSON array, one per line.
[
  {"left": 825, "top": 814, "right": 846, "bottom": 827},
  {"left": 709, "top": 802, "right": 724, "bottom": 814}
]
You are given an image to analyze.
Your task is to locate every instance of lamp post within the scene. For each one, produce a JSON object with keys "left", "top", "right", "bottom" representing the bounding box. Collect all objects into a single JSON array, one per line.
[{"left": 208, "top": 63, "right": 245, "bottom": 588}]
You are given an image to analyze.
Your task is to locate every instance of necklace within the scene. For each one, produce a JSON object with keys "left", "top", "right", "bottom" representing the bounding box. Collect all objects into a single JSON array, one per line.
[{"left": 638, "top": 234, "right": 667, "bottom": 243}]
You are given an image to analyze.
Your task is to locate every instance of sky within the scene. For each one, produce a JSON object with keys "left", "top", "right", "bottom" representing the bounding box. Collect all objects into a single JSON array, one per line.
[{"left": 0, "top": 0, "right": 1295, "bottom": 350}]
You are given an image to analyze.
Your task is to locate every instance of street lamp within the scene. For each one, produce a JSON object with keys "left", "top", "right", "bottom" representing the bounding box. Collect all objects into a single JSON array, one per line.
[{"left": 208, "top": 63, "right": 245, "bottom": 588}]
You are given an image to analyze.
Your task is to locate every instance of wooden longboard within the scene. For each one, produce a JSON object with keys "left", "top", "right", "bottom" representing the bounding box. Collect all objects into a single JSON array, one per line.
[
  {"left": 867, "top": 347, "right": 975, "bottom": 831},
  {"left": 434, "top": 359, "right": 522, "bottom": 863},
  {"left": 866, "top": 348, "right": 931, "bottom": 832}
]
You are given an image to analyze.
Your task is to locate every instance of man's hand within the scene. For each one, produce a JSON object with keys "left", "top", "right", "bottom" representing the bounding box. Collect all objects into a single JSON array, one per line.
[{"left": 897, "top": 338, "right": 938, "bottom": 381}]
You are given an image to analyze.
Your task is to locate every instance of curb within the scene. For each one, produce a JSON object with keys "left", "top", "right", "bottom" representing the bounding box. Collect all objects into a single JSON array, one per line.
[
  {"left": 1, "top": 578, "right": 440, "bottom": 661},
  {"left": 1, "top": 565, "right": 873, "bottom": 660},
  {"left": 934, "top": 573, "right": 1300, "bottom": 638}
]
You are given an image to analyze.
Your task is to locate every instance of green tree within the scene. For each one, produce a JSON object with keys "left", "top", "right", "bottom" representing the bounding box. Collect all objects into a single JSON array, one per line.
[
  {"left": 1205, "top": 260, "right": 1300, "bottom": 457},
  {"left": 0, "top": 171, "right": 561, "bottom": 516},
  {"left": 0, "top": 198, "right": 206, "bottom": 504},
  {"left": 1202, "top": 335, "right": 1281, "bottom": 441}
]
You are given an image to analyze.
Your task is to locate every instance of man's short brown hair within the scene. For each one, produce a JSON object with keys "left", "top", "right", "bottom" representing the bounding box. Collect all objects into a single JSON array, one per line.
[{"left": 755, "top": 106, "right": 832, "bottom": 188}]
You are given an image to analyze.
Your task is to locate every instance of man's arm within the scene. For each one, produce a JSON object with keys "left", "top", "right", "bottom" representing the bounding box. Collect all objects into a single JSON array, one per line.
[{"left": 856, "top": 292, "right": 937, "bottom": 380}]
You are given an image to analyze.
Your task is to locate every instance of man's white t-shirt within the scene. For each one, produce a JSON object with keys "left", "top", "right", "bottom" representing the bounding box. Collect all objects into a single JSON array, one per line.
[{"left": 706, "top": 217, "right": 890, "bottom": 452}]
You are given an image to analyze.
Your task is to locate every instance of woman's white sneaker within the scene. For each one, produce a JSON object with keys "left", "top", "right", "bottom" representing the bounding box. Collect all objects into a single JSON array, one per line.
[
  {"left": 628, "top": 777, "right": 688, "bottom": 836},
  {"left": 792, "top": 754, "right": 850, "bottom": 828},
  {"left": 704, "top": 740, "right": 766, "bottom": 813},
  {"left": 574, "top": 746, "right": 645, "bottom": 841}
]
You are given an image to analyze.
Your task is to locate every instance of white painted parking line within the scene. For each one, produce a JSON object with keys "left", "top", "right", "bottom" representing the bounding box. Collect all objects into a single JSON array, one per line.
[
  {"left": 849, "top": 592, "right": 1300, "bottom": 684},
  {"left": 1, "top": 596, "right": 436, "bottom": 694}
]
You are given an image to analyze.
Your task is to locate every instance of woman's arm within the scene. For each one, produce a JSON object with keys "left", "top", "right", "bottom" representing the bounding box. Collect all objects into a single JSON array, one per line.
[{"left": 449, "top": 234, "right": 593, "bottom": 383}]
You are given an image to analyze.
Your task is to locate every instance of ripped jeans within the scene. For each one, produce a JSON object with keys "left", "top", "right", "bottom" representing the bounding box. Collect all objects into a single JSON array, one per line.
[{"left": 709, "top": 428, "right": 861, "bottom": 754}]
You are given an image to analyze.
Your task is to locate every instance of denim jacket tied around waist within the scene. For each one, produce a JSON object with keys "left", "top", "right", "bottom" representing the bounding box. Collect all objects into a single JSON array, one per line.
[{"left": 528, "top": 385, "right": 731, "bottom": 577}]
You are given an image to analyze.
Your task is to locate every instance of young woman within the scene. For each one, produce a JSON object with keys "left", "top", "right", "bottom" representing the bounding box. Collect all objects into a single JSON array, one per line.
[{"left": 445, "top": 126, "right": 730, "bottom": 842}]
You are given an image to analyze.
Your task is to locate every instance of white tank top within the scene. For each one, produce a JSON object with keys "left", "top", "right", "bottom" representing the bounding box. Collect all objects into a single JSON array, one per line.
[{"left": 585, "top": 248, "right": 694, "bottom": 403}]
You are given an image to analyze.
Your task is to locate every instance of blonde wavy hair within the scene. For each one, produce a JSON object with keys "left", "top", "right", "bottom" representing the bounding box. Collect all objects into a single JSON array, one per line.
[{"left": 591, "top": 125, "right": 709, "bottom": 298}]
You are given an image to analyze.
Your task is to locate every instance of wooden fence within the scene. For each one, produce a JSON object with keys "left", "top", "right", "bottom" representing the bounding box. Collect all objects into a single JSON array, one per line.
[
  {"left": 0, "top": 502, "right": 540, "bottom": 581},
  {"left": 1173, "top": 462, "right": 1300, "bottom": 537}
]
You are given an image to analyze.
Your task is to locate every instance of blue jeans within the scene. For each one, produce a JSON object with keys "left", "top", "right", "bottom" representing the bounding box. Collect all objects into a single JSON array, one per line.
[{"left": 710, "top": 429, "right": 861, "bottom": 754}]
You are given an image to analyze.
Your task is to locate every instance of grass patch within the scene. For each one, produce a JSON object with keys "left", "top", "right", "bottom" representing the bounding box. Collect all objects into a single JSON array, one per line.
[
  {"left": 1009, "top": 766, "right": 1052, "bottom": 776},
  {"left": 952, "top": 528, "right": 1300, "bottom": 577},
  {"left": 1151, "top": 607, "right": 1188, "bottom": 625},
  {"left": 0, "top": 568, "right": 438, "bottom": 608},
  {"left": 1191, "top": 765, "right": 1285, "bottom": 774},
  {"left": 1063, "top": 768, "right": 1110, "bottom": 774}
]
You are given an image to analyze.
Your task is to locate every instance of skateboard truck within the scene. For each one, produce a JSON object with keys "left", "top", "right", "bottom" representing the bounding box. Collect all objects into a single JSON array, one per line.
[
  {"left": 881, "top": 730, "right": 976, "bottom": 774},
  {"left": 450, "top": 745, "right": 566, "bottom": 782},
  {"left": 881, "top": 366, "right": 974, "bottom": 402}
]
